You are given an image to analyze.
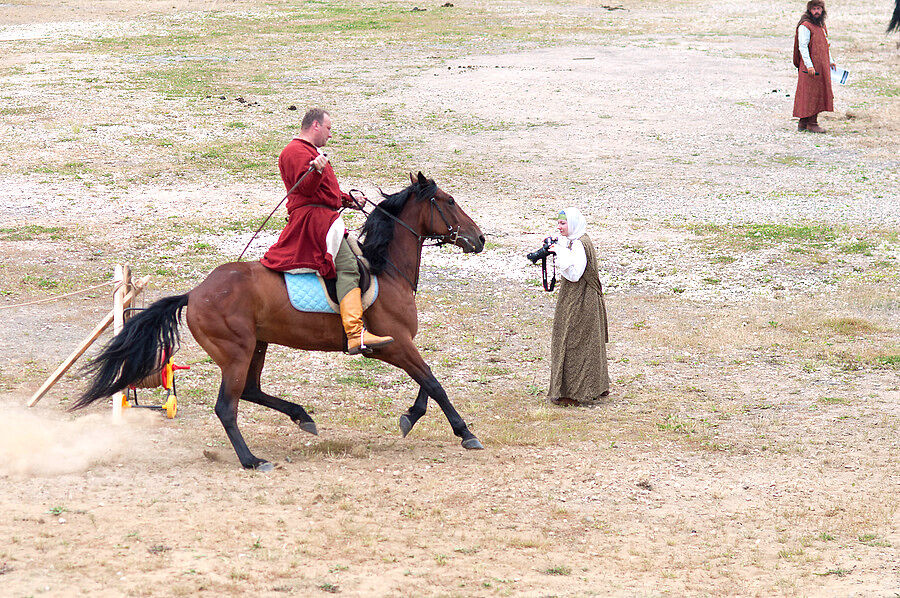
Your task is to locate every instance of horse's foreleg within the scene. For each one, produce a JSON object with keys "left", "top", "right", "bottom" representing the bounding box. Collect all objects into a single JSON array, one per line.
[
  {"left": 241, "top": 342, "right": 318, "bottom": 435},
  {"left": 399, "top": 386, "right": 428, "bottom": 438},
  {"left": 419, "top": 375, "right": 483, "bottom": 450},
  {"left": 377, "top": 345, "right": 483, "bottom": 450}
]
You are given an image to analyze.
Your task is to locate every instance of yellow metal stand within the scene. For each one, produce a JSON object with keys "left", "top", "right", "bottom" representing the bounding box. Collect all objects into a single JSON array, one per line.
[{"left": 127, "top": 355, "right": 187, "bottom": 419}]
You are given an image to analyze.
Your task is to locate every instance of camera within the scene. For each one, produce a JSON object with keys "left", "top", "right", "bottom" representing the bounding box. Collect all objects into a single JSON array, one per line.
[{"left": 527, "top": 236, "right": 557, "bottom": 264}]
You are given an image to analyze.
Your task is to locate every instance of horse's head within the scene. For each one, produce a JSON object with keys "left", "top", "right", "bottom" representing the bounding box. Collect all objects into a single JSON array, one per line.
[
  {"left": 408, "top": 172, "right": 485, "bottom": 254},
  {"left": 360, "top": 173, "right": 486, "bottom": 276}
]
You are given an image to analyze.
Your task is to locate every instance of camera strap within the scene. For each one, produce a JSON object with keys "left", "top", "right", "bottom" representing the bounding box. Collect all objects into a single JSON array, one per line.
[{"left": 541, "top": 256, "right": 556, "bottom": 292}]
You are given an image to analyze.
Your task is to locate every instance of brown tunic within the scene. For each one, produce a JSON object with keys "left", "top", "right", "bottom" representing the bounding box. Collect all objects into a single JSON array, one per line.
[
  {"left": 548, "top": 234, "right": 610, "bottom": 402},
  {"left": 793, "top": 21, "right": 834, "bottom": 118}
]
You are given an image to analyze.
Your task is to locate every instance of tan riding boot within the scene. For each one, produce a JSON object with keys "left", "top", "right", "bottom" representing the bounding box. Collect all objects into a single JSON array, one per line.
[{"left": 340, "top": 288, "right": 393, "bottom": 355}]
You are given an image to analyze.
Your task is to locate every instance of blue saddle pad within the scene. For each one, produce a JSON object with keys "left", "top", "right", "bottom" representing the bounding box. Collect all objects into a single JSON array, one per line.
[{"left": 284, "top": 272, "right": 378, "bottom": 314}]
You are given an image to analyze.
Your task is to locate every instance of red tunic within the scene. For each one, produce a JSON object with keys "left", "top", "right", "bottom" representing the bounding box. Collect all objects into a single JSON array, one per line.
[
  {"left": 792, "top": 21, "right": 834, "bottom": 118},
  {"left": 260, "top": 139, "right": 352, "bottom": 278}
]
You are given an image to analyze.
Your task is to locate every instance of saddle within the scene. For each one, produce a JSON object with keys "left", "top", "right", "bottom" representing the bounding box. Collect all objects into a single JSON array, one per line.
[{"left": 284, "top": 235, "right": 378, "bottom": 314}]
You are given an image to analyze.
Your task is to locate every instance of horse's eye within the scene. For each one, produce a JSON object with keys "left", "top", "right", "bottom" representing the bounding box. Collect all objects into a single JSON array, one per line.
[{"left": 448, "top": 198, "right": 455, "bottom": 205}]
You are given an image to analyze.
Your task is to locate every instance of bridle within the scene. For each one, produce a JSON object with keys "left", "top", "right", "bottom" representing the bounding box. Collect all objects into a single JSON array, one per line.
[
  {"left": 350, "top": 186, "right": 474, "bottom": 292},
  {"left": 352, "top": 188, "right": 469, "bottom": 248}
]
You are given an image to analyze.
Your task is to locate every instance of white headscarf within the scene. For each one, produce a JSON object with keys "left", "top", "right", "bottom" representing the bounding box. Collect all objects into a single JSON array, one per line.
[{"left": 560, "top": 207, "right": 587, "bottom": 240}]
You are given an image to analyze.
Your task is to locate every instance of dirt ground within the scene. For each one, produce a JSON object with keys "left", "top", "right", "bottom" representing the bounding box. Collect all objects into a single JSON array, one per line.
[{"left": 1, "top": 0, "right": 898, "bottom": 596}]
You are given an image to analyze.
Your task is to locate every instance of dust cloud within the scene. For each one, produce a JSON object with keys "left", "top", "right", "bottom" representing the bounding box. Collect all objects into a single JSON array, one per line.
[{"left": 0, "top": 406, "right": 157, "bottom": 477}]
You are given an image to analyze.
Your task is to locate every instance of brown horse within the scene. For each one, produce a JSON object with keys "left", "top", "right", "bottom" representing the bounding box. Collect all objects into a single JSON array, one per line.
[{"left": 75, "top": 173, "right": 486, "bottom": 471}]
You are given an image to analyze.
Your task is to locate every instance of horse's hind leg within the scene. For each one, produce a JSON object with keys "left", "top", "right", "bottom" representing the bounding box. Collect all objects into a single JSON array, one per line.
[
  {"left": 241, "top": 342, "right": 318, "bottom": 435},
  {"left": 214, "top": 364, "right": 273, "bottom": 471},
  {"left": 399, "top": 386, "right": 428, "bottom": 438},
  {"left": 203, "top": 339, "right": 274, "bottom": 470}
]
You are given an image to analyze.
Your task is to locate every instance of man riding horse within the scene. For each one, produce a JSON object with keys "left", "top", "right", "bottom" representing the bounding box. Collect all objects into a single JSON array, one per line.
[{"left": 260, "top": 108, "right": 394, "bottom": 355}]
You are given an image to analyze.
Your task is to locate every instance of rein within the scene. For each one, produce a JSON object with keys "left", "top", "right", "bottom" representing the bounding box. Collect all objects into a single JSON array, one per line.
[{"left": 237, "top": 165, "right": 315, "bottom": 261}]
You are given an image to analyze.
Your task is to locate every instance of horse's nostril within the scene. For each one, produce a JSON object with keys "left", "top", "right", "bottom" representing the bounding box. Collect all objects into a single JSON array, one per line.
[{"left": 479, "top": 235, "right": 486, "bottom": 245}]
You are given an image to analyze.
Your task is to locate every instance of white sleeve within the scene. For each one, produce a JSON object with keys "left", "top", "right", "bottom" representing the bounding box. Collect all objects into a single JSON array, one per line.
[
  {"left": 798, "top": 25, "right": 814, "bottom": 69},
  {"left": 555, "top": 239, "right": 587, "bottom": 282}
]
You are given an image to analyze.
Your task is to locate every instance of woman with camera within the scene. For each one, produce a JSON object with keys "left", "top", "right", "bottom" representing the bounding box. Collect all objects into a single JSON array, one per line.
[{"left": 546, "top": 207, "right": 610, "bottom": 406}]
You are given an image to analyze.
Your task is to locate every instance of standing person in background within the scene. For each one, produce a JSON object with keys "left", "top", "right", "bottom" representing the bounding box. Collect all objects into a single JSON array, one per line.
[
  {"left": 547, "top": 207, "right": 610, "bottom": 407},
  {"left": 793, "top": 0, "right": 835, "bottom": 133}
]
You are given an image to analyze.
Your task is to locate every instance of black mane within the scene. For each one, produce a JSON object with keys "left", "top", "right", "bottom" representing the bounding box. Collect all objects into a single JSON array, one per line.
[{"left": 360, "top": 177, "right": 437, "bottom": 274}]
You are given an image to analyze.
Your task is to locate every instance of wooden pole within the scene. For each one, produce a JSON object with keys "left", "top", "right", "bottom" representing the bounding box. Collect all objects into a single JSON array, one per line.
[
  {"left": 117, "top": 266, "right": 132, "bottom": 418},
  {"left": 112, "top": 265, "right": 126, "bottom": 421},
  {"left": 27, "top": 275, "right": 150, "bottom": 408}
]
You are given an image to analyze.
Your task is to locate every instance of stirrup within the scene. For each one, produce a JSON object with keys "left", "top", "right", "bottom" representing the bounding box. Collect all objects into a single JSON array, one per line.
[
  {"left": 347, "top": 330, "right": 393, "bottom": 355},
  {"left": 347, "top": 332, "right": 369, "bottom": 355}
]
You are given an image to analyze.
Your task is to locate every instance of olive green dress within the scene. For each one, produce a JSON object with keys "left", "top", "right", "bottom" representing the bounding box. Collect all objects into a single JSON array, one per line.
[{"left": 548, "top": 234, "right": 609, "bottom": 402}]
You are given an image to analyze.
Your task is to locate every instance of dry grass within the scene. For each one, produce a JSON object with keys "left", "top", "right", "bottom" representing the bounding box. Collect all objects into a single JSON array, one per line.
[{"left": 1, "top": 0, "right": 898, "bottom": 596}]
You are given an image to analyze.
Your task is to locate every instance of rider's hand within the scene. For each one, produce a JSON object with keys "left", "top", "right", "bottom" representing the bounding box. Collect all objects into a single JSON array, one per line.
[
  {"left": 343, "top": 193, "right": 365, "bottom": 210},
  {"left": 310, "top": 154, "right": 329, "bottom": 172},
  {"left": 807, "top": 67, "right": 818, "bottom": 76}
]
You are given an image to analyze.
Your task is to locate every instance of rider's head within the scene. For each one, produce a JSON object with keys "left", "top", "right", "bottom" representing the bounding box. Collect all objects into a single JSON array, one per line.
[{"left": 301, "top": 108, "right": 332, "bottom": 147}]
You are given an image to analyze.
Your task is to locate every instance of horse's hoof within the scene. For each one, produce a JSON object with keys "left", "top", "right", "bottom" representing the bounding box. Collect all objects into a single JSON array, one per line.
[
  {"left": 461, "top": 437, "right": 484, "bottom": 450},
  {"left": 298, "top": 421, "right": 318, "bottom": 436},
  {"left": 255, "top": 461, "right": 275, "bottom": 472},
  {"left": 399, "top": 415, "right": 413, "bottom": 438}
]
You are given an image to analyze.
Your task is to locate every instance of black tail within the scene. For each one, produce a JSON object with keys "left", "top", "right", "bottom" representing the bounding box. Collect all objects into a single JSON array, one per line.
[
  {"left": 72, "top": 294, "right": 190, "bottom": 410},
  {"left": 890, "top": 0, "right": 900, "bottom": 33}
]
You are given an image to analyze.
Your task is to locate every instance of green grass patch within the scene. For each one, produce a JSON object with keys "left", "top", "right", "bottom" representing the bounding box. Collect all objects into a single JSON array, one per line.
[
  {"left": 184, "top": 134, "right": 287, "bottom": 177},
  {"left": 770, "top": 154, "right": 810, "bottom": 167},
  {"left": 657, "top": 415, "right": 694, "bottom": 435},
  {"left": 0, "top": 105, "right": 45, "bottom": 116},
  {"left": 0, "top": 225, "right": 66, "bottom": 241},
  {"left": 856, "top": 74, "right": 900, "bottom": 97},
  {"left": 819, "top": 396, "right": 850, "bottom": 405},
  {"left": 21, "top": 275, "right": 59, "bottom": 290},
  {"left": 26, "top": 161, "right": 92, "bottom": 177},
  {"left": 334, "top": 370, "right": 385, "bottom": 388},
  {"left": 747, "top": 224, "right": 835, "bottom": 244},
  {"left": 873, "top": 354, "right": 900, "bottom": 369},
  {"left": 815, "top": 567, "right": 849, "bottom": 577},
  {"left": 839, "top": 239, "right": 876, "bottom": 255},
  {"left": 822, "top": 317, "right": 878, "bottom": 335},
  {"left": 688, "top": 224, "right": 725, "bottom": 236},
  {"left": 134, "top": 64, "right": 226, "bottom": 99}
]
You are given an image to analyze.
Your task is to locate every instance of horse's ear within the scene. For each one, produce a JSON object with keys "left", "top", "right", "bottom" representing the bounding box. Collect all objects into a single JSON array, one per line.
[
  {"left": 409, "top": 172, "right": 416, "bottom": 185},
  {"left": 417, "top": 171, "right": 427, "bottom": 185}
]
